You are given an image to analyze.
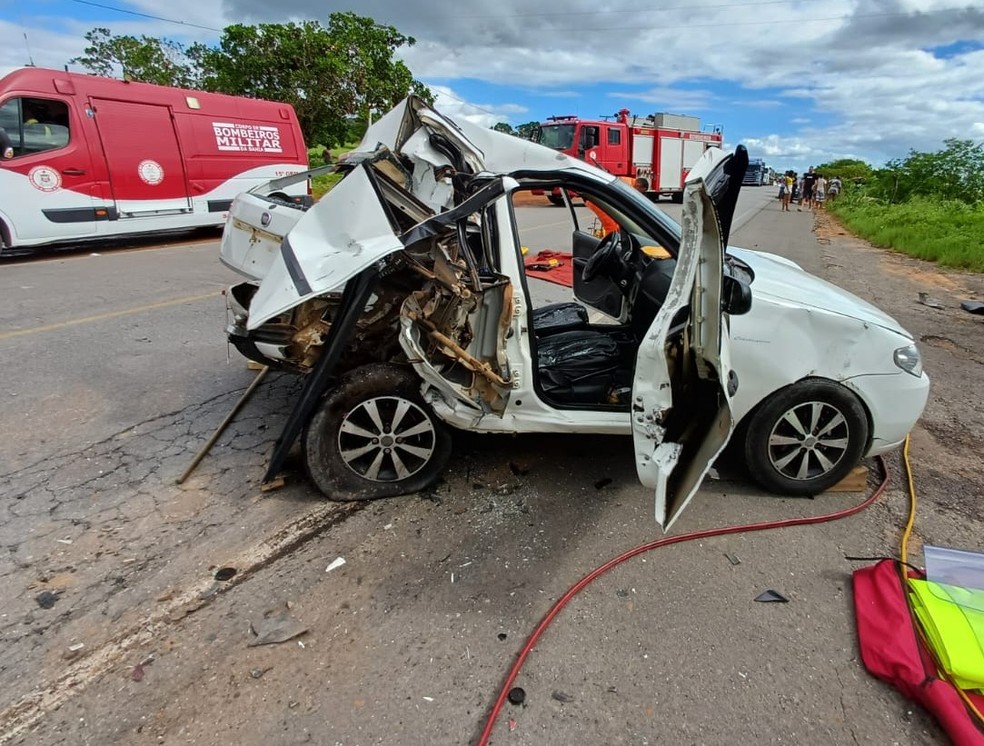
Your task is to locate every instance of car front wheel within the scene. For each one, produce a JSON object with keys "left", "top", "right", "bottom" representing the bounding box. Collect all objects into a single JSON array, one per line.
[
  {"left": 743, "top": 380, "right": 869, "bottom": 496},
  {"left": 303, "top": 364, "right": 452, "bottom": 501}
]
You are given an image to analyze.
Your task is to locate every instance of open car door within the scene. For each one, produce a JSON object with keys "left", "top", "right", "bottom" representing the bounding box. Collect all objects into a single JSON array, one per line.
[{"left": 631, "top": 146, "right": 748, "bottom": 530}]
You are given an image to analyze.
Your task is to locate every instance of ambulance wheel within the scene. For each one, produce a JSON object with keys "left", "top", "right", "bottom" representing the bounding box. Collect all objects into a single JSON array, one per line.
[
  {"left": 671, "top": 192, "right": 684, "bottom": 204},
  {"left": 303, "top": 364, "right": 452, "bottom": 501},
  {"left": 743, "top": 380, "right": 869, "bottom": 497}
]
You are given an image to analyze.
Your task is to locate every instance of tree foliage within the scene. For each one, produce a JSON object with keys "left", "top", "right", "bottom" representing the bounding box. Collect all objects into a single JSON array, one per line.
[
  {"left": 189, "top": 12, "right": 431, "bottom": 147},
  {"left": 870, "top": 139, "right": 984, "bottom": 204},
  {"left": 69, "top": 28, "right": 198, "bottom": 88},
  {"left": 70, "top": 13, "right": 432, "bottom": 148},
  {"left": 493, "top": 122, "right": 514, "bottom": 134},
  {"left": 813, "top": 158, "right": 874, "bottom": 183},
  {"left": 515, "top": 121, "right": 541, "bottom": 140}
]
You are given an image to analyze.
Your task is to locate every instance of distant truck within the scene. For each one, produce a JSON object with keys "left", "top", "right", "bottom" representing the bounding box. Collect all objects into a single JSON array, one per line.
[
  {"left": 0, "top": 67, "right": 310, "bottom": 252},
  {"left": 534, "top": 109, "right": 723, "bottom": 202},
  {"left": 743, "top": 158, "right": 770, "bottom": 186}
]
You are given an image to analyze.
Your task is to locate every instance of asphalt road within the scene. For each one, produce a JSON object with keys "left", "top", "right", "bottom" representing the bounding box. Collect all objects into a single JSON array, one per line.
[{"left": 2, "top": 186, "right": 979, "bottom": 745}]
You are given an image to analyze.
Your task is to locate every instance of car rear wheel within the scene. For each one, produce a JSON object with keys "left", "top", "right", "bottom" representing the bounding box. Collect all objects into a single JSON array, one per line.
[
  {"left": 743, "top": 380, "right": 869, "bottom": 496},
  {"left": 303, "top": 364, "right": 452, "bottom": 501}
]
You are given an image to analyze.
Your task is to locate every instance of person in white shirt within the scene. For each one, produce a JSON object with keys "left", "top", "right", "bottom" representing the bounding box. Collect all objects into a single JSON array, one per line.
[{"left": 814, "top": 174, "right": 827, "bottom": 210}]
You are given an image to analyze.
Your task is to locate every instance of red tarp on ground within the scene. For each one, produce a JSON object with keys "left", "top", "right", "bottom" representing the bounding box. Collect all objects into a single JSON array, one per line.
[
  {"left": 853, "top": 559, "right": 984, "bottom": 745},
  {"left": 524, "top": 250, "right": 574, "bottom": 288}
]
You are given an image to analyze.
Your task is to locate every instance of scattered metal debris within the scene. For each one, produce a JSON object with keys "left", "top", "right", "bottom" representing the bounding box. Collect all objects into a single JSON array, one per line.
[
  {"left": 754, "top": 590, "right": 789, "bottom": 603},
  {"left": 214, "top": 567, "right": 237, "bottom": 582},
  {"left": 250, "top": 667, "right": 272, "bottom": 679},
  {"left": 917, "top": 292, "right": 945, "bottom": 310},
  {"left": 551, "top": 691, "right": 574, "bottom": 703},
  {"left": 725, "top": 553, "right": 742, "bottom": 566},
  {"left": 325, "top": 557, "right": 346, "bottom": 573},
  {"left": 249, "top": 614, "right": 309, "bottom": 647},
  {"left": 961, "top": 300, "right": 984, "bottom": 315}
]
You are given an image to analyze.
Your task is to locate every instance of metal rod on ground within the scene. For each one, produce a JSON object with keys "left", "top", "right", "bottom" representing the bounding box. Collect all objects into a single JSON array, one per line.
[{"left": 176, "top": 366, "right": 270, "bottom": 485}]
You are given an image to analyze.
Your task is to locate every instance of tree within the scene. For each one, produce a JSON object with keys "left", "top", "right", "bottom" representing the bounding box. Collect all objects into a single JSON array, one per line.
[
  {"left": 190, "top": 13, "right": 432, "bottom": 147},
  {"left": 813, "top": 158, "right": 873, "bottom": 184},
  {"left": 70, "top": 28, "right": 198, "bottom": 88},
  {"left": 493, "top": 122, "right": 515, "bottom": 134},
  {"left": 515, "top": 121, "right": 541, "bottom": 140},
  {"left": 869, "top": 139, "right": 984, "bottom": 204}
]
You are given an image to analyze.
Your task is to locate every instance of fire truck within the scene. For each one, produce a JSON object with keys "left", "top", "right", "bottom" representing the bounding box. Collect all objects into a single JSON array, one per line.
[{"left": 535, "top": 109, "right": 723, "bottom": 203}]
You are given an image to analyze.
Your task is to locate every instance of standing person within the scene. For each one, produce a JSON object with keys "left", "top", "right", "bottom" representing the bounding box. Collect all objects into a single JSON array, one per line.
[
  {"left": 814, "top": 173, "right": 827, "bottom": 211},
  {"left": 828, "top": 175, "right": 842, "bottom": 202},
  {"left": 778, "top": 173, "right": 788, "bottom": 210},
  {"left": 802, "top": 167, "right": 817, "bottom": 209}
]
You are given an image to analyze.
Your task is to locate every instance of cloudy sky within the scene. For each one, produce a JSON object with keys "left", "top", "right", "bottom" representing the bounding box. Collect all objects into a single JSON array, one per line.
[{"left": 2, "top": 0, "right": 983, "bottom": 171}]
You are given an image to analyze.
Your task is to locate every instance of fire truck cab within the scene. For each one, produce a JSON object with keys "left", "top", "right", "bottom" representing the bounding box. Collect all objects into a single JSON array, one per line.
[{"left": 536, "top": 109, "right": 723, "bottom": 202}]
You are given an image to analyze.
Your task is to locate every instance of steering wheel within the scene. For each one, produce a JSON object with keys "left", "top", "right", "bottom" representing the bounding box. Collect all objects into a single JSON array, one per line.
[{"left": 582, "top": 231, "right": 622, "bottom": 282}]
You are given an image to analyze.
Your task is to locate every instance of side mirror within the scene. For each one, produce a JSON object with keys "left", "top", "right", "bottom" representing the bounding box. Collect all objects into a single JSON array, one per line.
[{"left": 722, "top": 275, "right": 752, "bottom": 316}]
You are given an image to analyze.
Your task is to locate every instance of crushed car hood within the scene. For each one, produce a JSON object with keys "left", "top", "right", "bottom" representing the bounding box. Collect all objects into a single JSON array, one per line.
[
  {"left": 245, "top": 98, "right": 610, "bottom": 330},
  {"left": 729, "top": 247, "right": 911, "bottom": 338}
]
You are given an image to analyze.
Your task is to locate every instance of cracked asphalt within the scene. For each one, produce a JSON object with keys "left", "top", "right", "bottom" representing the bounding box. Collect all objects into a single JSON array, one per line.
[{"left": 1, "top": 192, "right": 981, "bottom": 744}]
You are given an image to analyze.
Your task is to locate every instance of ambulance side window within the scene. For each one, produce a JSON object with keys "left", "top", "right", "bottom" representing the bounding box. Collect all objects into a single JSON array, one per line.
[{"left": 0, "top": 97, "right": 71, "bottom": 158}]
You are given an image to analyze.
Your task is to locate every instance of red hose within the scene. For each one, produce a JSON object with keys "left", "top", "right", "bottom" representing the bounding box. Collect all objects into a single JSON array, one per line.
[{"left": 476, "top": 456, "right": 890, "bottom": 745}]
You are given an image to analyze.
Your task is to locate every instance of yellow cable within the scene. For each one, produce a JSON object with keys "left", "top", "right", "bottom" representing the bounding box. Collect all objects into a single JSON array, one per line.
[
  {"left": 899, "top": 433, "right": 984, "bottom": 726},
  {"left": 900, "top": 434, "right": 917, "bottom": 568}
]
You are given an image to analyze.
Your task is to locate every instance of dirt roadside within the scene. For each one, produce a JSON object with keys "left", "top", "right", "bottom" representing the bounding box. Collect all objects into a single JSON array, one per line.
[{"left": 4, "top": 200, "right": 983, "bottom": 745}]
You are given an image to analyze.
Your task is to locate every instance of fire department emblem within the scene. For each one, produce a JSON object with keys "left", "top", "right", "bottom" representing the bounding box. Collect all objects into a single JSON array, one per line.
[
  {"left": 27, "top": 166, "right": 61, "bottom": 193},
  {"left": 138, "top": 160, "right": 165, "bottom": 185}
]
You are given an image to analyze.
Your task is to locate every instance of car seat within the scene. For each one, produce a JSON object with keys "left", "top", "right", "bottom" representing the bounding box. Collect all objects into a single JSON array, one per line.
[
  {"left": 536, "top": 330, "right": 621, "bottom": 404},
  {"left": 531, "top": 302, "right": 589, "bottom": 336}
]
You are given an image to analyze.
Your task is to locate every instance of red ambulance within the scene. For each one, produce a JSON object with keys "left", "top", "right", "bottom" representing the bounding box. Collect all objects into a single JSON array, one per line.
[{"left": 0, "top": 67, "right": 310, "bottom": 253}]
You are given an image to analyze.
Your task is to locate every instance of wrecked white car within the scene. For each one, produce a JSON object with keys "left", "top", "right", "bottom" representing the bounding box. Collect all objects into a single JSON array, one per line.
[{"left": 219, "top": 97, "right": 928, "bottom": 528}]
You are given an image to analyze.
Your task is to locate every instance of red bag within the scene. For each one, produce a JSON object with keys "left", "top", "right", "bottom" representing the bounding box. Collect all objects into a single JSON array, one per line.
[{"left": 853, "top": 559, "right": 984, "bottom": 745}]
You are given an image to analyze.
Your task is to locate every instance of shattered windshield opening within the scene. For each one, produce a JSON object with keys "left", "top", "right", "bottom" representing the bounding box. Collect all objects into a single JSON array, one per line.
[{"left": 536, "top": 124, "right": 576, "bottom": 151}]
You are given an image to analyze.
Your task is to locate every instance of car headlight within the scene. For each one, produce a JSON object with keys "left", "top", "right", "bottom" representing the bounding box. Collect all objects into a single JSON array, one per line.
[{"left": 893, "top": 344, "right": 923, "bottom": 377}]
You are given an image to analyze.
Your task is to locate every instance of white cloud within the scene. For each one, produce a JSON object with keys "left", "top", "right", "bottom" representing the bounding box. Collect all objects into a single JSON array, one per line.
[
  {"left": 430, "top": 85, "right": 527, "bottom": 128},
  {"left": 3, "top": 0, "right": 983, "bottom": 169}
]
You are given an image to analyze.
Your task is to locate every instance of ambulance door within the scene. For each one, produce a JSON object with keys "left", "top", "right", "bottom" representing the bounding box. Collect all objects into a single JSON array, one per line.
[
  {"left": 89, "top": 98, "right": 192, "bottom": 219},
  {"left": 0, "top": 95, "right": 101, "bottom": 244}
]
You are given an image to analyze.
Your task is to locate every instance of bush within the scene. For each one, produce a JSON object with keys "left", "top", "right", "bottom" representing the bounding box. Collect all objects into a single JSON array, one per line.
[{"left": 829, "top": 194, "right": 984, "bottom": 272}]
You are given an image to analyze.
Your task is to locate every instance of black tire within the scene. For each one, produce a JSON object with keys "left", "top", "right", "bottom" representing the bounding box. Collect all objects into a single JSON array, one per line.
[
  {"left": 547, "top": 194, "right": 565, "bottom": 206},
  {"left": 743, "top": 380, "right": 869, "bottom": 496},
  {"left": 670, "top": 192, "right": 684, "bottom": 204},
  {"left": 303, "top": 364, "right": 452, "bottom": 501}
]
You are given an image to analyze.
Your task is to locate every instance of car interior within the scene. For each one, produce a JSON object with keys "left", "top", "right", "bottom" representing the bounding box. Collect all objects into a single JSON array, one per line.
[{"left": 512, "top": 185, "right": 683, "bottom": 412}]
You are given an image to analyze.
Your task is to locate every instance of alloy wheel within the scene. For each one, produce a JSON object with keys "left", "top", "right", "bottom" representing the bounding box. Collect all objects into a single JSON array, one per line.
[
  {"left": 336, "top": 396, "right": 437, "bottom": 482},
  {"left": 767, "top": 401, "right": 851, "bottom": 481}
]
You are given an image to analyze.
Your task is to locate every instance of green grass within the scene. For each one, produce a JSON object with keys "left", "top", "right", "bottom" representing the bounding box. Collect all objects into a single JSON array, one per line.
[
  {"left": 828, "top": 195, "right": 984, "bottom": 272},
  {"left": 307, "top": 142, "right": 357, "bottom": 200}
]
